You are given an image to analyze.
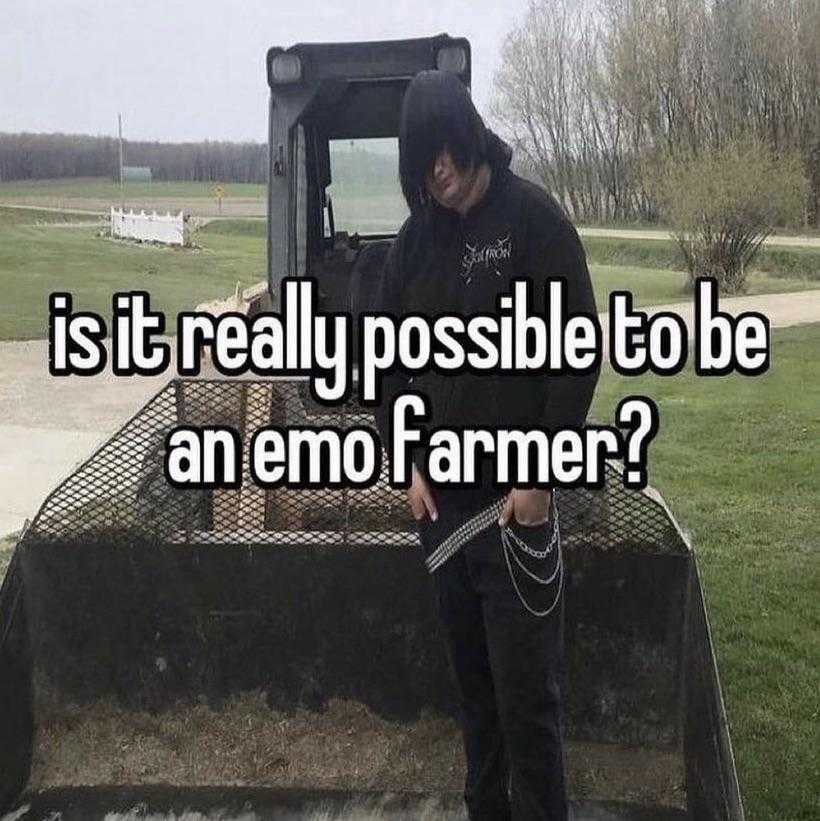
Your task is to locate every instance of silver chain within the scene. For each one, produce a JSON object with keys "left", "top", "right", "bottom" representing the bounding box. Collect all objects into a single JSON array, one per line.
[
  {"left": 425, "top": 491, "right": 563, "bottom": 618},
  {"left": 502, "top": 529, "right": 564, "bottom": 618},
  {"left": 501, "top": 508, "right": 559, "bottom": 559},
  {"left": 500, "top": 511, "right": 563, "bottom": 617},
  {"left": 503, "top": 525, "right": 562, "bottom": 585}
]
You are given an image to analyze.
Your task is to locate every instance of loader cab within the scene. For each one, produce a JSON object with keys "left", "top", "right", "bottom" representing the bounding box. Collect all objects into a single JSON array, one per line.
[{"left": 265, "top": 35, "right": 471, "bottom": 315}]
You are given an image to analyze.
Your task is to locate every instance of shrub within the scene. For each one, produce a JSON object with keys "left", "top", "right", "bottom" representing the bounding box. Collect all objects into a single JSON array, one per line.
[{"left": 652, "top": 139, "right": 808, "bottom": 293}]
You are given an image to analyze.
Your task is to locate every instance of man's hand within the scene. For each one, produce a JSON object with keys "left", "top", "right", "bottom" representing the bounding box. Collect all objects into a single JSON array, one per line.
[
  {"left": 408, "top": 464, "right": 438, "bottom": 522},
  {"left": 498, "top": 488, "right": 552, "bottom": 527}
]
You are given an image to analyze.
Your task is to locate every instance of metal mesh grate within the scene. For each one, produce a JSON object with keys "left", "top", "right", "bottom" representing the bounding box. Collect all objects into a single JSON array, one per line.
[{"left": 26, "top": 379, "right": 687, "bottom": 554}]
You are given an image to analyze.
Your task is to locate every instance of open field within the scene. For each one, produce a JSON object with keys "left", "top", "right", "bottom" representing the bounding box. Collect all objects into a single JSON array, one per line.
[
  {"left": 0, "top": 221, "right": 265, "bottom": 340},
  {"left": 201, "top": 218, "right": 820, "bottom": 280},
  {"left": 0, "top": 216, "right": 815, "bottom": 340},
  {"left": 0, "top": 179, "right": 407, "bottom": 226},
  {"left": 2, "top": 178, "right": 820, "bottom": 254},
  {"left": 0, "top": 178, "right": 266, "bottom": 199},
  {"left": 0, "top": 205, "right": 102, "bottom": 225},
  {"left": 589, "top": 265, "right": 814, "bottom": 308},
  {"left": 0, "top": 178, "right": 267, "bottom": 218},
  {"left": 592, "top": 323, "right": 820, "bottom": 821},
  {"left": 582, "top": 236, "right": 820, "bottom": 282},
  {"left": 1, "top": 213, "right": 816, "bottom": 341}
]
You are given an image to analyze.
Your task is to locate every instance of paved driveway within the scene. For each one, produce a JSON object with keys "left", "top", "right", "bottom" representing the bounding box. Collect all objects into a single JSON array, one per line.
[
  {"left": 0, "top": 339, "right": 179, "bottom": 536},
  {"left": 578, "top": 226, "right": 820, "bottom": 248}
]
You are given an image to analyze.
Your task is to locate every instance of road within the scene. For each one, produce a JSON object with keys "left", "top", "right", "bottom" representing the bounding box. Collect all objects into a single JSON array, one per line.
[
  {"left": 577, "top": 227, "right": 820, "bottom": 249},
  {"left": 1, "top": 290, "right": 819, "bottom": 536}
]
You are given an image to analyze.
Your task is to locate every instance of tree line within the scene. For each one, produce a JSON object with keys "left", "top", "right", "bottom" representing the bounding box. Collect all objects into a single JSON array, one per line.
[
  {"left": 494, "top": 0, "right": 820, "bottom": 226},
  {"left": 0, "top": 133, "right": 400, "bottom": 190},
  {"left": 0, "top": 133, "right": 267, "bottom": 184}
]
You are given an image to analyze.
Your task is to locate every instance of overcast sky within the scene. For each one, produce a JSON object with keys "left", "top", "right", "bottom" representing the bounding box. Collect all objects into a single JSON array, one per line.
[{"left": 1, "top": 0, "right": 529, "bottom": 143}]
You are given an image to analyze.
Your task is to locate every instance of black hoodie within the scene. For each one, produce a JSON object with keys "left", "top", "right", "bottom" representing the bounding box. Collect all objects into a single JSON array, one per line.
[{"left": 373, "top": 134, "right": 601, "bottom": 513}]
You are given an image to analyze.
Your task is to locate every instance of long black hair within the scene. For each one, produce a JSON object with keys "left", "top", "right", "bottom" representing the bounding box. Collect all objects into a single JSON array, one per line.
[{"left": 399, "top": 70, "right": 509, "bottom": 214}]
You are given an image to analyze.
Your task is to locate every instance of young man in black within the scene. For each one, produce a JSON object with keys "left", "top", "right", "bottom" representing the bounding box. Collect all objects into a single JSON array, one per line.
[{"left": 374, "top": 70, "right": 600, "bottom": 821}]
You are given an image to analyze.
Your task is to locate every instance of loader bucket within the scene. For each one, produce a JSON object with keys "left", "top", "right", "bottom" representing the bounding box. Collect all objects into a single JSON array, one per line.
[{"left": 0, "top": 379, "right": 744, "bottom": 820}]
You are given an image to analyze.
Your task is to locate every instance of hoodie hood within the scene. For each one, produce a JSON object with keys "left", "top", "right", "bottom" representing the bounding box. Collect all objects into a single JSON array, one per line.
[{"left": 485, "top": 128, "right": 513, "bottom": 173}]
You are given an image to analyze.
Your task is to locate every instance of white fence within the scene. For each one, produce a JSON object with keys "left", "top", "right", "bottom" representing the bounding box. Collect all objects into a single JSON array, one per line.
[{"left": 110, "top": 207, "right": 189, "bottom": 246}]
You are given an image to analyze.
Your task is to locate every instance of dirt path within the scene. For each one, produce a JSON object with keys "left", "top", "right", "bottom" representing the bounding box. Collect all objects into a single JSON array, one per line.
[
  {"left": 0, "top": 338, "right": 181, "bottom": 536},
  {"left": 1, "top": 291, "right": 819, "bottom": 536},
  {"left": 597, "top": 289, "right": 820, "bottom": 358},
  {"left": 644, "top": 289, "right": 820, "bottom": 326},
  {"left": 578, "top": 226, "right": 820, "bottom": 249}
]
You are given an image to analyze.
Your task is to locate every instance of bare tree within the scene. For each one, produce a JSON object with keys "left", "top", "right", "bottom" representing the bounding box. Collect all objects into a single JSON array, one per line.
[
  {"left": 493, "top": 0, "right": 820, "bottom": 226},
  {"left": 494, "top": 0, "right": 591, "bottom": 218}
]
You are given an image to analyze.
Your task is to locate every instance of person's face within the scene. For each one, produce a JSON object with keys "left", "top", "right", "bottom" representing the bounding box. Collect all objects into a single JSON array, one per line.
[{"left": 425, "top": 148, "right": 475, "bottom": 211}]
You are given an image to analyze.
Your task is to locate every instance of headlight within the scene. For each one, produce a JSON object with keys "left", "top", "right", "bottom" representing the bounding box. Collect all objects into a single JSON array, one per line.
[
  {"left": 436, "top": 45, "right": 467, "bottom": 74},
  {"left": 271, "top": 53, "right": 302, "bottom": 83}
]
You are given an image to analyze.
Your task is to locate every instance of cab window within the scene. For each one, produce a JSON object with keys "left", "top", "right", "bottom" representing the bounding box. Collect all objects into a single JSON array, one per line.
[{"left": 326, "top": 138, "right": 408, "bottom": 236}]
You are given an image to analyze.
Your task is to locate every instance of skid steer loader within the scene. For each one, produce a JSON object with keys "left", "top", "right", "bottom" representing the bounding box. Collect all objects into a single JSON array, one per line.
[{"left": 0, "top": 35, "right": 744, "bottom": 821}]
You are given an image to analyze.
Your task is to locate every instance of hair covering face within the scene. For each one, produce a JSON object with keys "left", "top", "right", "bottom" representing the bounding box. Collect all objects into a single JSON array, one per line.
[{"left": 399, "top": 70, "right": 510, "bottom": 214}]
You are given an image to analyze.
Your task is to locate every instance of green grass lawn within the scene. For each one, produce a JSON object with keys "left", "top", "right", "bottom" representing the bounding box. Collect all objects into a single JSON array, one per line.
[
  {"left": 592, "top": 323, "right": 820, "bottom": 821},
  {"left": 0, "top": 221, "right": 265, "bottom": 340},
  {"left": 199, "top": 220, "right": 816, "bottom": 305},
  {"left": 1, "top": 213, "right": 815, "bottom": 340},
  {"left": 199, "top": 218, "right": 814, "bottom": 306},
  {"left": 588, "top": 264, "right": 815, "bottom": 309},
  {"left": 0, "top": 206, "right": 102, "bottom": 225},
  {"left": 583, "top": 236, "right": 820, "bottom": 281}
]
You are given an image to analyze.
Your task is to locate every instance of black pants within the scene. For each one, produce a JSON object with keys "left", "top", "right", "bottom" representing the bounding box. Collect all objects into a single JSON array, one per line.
[{"left": 419, "top": 501, "right": 568, "bottom": 821}]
